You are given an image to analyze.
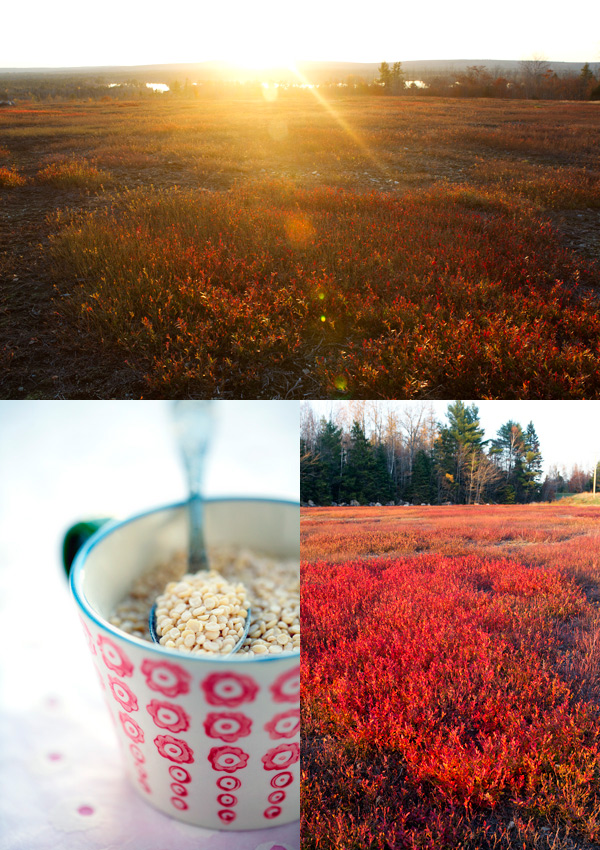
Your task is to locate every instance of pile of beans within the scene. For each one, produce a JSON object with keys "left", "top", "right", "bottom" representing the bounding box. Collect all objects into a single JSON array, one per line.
[
  {"left": 109, "top": 548, "right": 299, "bottom": 657},
  {"left": 154, "top": 571, "right": 249, "bottom": 655}
]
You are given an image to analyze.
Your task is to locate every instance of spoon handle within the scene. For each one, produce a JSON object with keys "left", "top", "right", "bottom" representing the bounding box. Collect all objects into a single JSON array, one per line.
[{"left": 172, "top": 401, "right": 214, "bottom": 573}]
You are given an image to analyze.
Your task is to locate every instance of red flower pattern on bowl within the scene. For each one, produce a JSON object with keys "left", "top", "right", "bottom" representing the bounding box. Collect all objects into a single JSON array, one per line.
[
  {"left": 146, "top": 699, "right": 190, "bottom": 733},
  {"left": 97, "top": 636, "right": 133, "bottom": 678},
  {"left": 136, "top": 766, "right": 149, "bottom": 783},
  {"left": 118, "top": 711, "right": 145, "bottom": 743},
  {"left": 270, "top": 666, "right": 300, "bottom": 703},
  {"left": 264, "top": 709, "right": 300, "bottom": 740},
  {"left": 208, "top": 745, "right": 250, "bottom": 773},
  {"left": 141, "top": 659, "right": 191, "bottom": 697},
  {"left": 170, "top": 782, "right": 188, "bottom": 796},
  {"left": 217, "top": 793, "right": 237, "bottom": 807},
  {"left": 108, "top": 676, "right": 138, "bottom": 713},
  {"left": 271, "top": 771, "right": 293, "bottom": 788},
  {"left": 218, "top": 810, "right": 236, "bottom": 823},
  {"left": 264, "top": 805, "right": 282, "bottom": 819},
  {"left": 130, "top": 744, "right": 145, "bottom": 763},
  {"left": 217, "top": 775, "right": 241, "bottom": 791},
  {"left": 261, "top": 743, "right": 300, "bottom": 771},
  {"left": 169, "top": 765, "right": 191, "bottom": 783},
  {"left": 154, "top": 734, "right": 195, "bottom": 764},
  {"left": 201, "top": 672, "right": 258, "bottom": 707},
  {"left": 204, "top": 712, "right": 252, "bottom": 742},
  {"left": 79, "top": 617, "right": 97, "bottom": 655}
]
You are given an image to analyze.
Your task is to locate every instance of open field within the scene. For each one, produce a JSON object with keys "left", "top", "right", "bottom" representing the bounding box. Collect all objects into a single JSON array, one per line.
[
  {"left": 1, "top": 97, "right": 599, "bottom": 398},
  {"left": 302, "top": 505, "right": 600, "bottom": 849}
]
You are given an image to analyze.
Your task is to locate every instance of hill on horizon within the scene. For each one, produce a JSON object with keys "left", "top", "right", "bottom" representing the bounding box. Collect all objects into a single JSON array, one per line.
[{"left": 0, "top": 58, "right": 596, "bottom": 84}]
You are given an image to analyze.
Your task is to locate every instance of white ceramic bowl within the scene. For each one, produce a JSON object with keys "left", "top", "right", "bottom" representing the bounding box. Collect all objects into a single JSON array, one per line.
[{"left": 70, "top": 498, "right": 300, "bottom": 831}]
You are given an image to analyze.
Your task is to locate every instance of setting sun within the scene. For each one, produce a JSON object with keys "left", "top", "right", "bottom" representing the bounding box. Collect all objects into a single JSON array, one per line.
[{"left": 231, "top": 52, "right": 297, "bottom": 72}]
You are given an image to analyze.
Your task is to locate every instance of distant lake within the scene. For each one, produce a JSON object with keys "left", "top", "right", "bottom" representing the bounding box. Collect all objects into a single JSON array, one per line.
[{"left": 146, "top": 83, "right": 169, "bottom": 93}]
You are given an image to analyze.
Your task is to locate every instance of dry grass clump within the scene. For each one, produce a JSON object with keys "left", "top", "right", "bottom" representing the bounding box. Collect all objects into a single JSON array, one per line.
[
  {"left": 0, "top": 165, "right": 27, "bottom": 187},
  {"left": 36, "top": 157, "right": 112, "bottom": 189},
  {"left": 472, "top": 158, "right": 600, "bottom": 209}
]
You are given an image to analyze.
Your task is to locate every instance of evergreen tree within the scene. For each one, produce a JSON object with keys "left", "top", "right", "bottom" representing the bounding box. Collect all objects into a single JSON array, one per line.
[
  {"left": 340, "top": 421, "right": 394, "bottom": 504},
  {"left": 580, "top": 63, "right": 595, "bottom": 98},
  {"left": 435, "top": 402, "right": 485, "bottom": 503},
  {"left": 300, "top": 437, "right": 320, "bottom": 504},
  {"left": 521, "top": 421, "right": 543, "bottom": 501},
  {"left": 373, "top": 442, "right": 394, "bottom": 503},
  {"left": 299, "top": 419, "right": 343, "bottom": 505},
  {"left": 490, "top": 420, "right": 542, "bottom": 503},
  {"left": 300, "top": 403, "right": 545, "bottom": 507},
  {"left": 378, "top": 61, "right": 404, "bottom": 94},
  {"left": 490, "top": 420, "right": 526, "bottom": 502},
  {"left": 316, "top": 419, "right": 344, "bottom": 504},
  {"left": 340, "top": 421, "right": 373, "bottom": 504},
  {"left": 411, "top": 449, "right": 434, "bottom": 504},
  {"left": 377, "top": 61, "right": 392, "bottom": 89},
  {"left": 391, "top": 62, "right": 405, "bottom": 94}
]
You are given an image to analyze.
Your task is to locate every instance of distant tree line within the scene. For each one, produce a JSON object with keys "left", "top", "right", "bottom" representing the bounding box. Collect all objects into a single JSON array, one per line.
[
  {"left": 300, "top": 401, "right": 595, "bottom": 506},
  {"left": 375, "top": 59, "right": 600, "bottom": 100},
  {"left": 542, "top": 462, "right": 600, "bottom": 501},
  {"left": 0, "top": 73, "right": 150, "bottom": 102},
  {"left": 2, "top": 59, "right": 599, "bottom": 103}
]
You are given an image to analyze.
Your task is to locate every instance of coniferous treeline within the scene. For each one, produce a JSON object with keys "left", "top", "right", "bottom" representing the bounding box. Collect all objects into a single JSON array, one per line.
[{"left": 301, "top": 401, "right": 597, "bottom": 506}]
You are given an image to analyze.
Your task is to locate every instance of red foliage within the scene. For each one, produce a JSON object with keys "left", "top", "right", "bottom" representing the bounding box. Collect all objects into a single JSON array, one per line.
[
  {"left": 52, "top": 182, "right": 600, "bottom": 397},
  {"left": 302, "top": 506, "right": 600, "bottom": 849}
]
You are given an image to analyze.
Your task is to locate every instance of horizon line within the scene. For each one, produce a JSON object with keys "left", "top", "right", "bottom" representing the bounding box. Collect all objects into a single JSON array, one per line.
[{"left": 1, "top": 57, "right": 598, "bottom": 73}]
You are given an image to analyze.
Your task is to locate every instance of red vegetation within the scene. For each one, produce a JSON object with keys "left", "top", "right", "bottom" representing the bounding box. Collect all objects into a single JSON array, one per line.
[
  {"left": 51, "top": 182, "right": 600, "bottom": 398},
  {"left": 301, "top": 506, "right": 600, "bottom": 848}
]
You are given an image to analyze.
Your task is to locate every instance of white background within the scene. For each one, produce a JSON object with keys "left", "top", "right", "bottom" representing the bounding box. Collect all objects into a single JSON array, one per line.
[{"left": 0, "top": 400, "right": 299, "bottom": 850}]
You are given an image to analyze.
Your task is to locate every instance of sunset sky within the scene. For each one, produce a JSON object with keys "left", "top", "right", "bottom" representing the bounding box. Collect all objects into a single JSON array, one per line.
[{"left": 3, "top": 0, "right": 598, "bottom": 68}]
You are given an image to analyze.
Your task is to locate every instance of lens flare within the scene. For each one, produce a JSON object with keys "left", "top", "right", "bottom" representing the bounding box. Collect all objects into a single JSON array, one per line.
[
  {"left": 261, "top": 82, "right": 278, "bottom": 103},
  {"left": 284, "top": 214, "right": 315, "bottom": 247}
]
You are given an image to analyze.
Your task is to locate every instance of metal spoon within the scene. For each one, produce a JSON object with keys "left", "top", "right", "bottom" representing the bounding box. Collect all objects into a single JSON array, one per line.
[{"left": 149, "top": 400, "right": 251, "bottom": 655}]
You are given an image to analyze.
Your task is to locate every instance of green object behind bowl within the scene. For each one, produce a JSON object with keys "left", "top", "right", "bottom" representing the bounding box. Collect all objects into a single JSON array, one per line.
[{"left": 62, "top": 519, "right": 112, "bottom": 577}]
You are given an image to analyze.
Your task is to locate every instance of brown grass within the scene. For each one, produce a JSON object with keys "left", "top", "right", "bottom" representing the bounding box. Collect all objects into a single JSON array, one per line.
[{"left": 36, "top": 158, "right": 112, "bottom": 189}]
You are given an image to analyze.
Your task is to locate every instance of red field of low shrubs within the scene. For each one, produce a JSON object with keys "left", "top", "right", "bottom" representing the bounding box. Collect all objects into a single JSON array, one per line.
[
  {"left": 301, "top": 506, "right": 600, "bottom": 849},
  {"left": 51, "top": 181, "right": 600, "bottom": 398},
  {"left": 2, "top": 97, "right": 599, "bottom": 398}
]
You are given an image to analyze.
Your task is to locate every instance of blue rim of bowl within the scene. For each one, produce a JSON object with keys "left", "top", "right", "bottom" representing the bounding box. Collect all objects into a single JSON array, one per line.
[{"left": 70, "top": 497, "right": 300, "bottom": 664}]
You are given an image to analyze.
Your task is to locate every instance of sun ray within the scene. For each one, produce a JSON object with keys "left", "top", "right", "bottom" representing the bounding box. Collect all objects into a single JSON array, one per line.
[{"left": 287, "top": 63, "right": 392, "bottom": 181}]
